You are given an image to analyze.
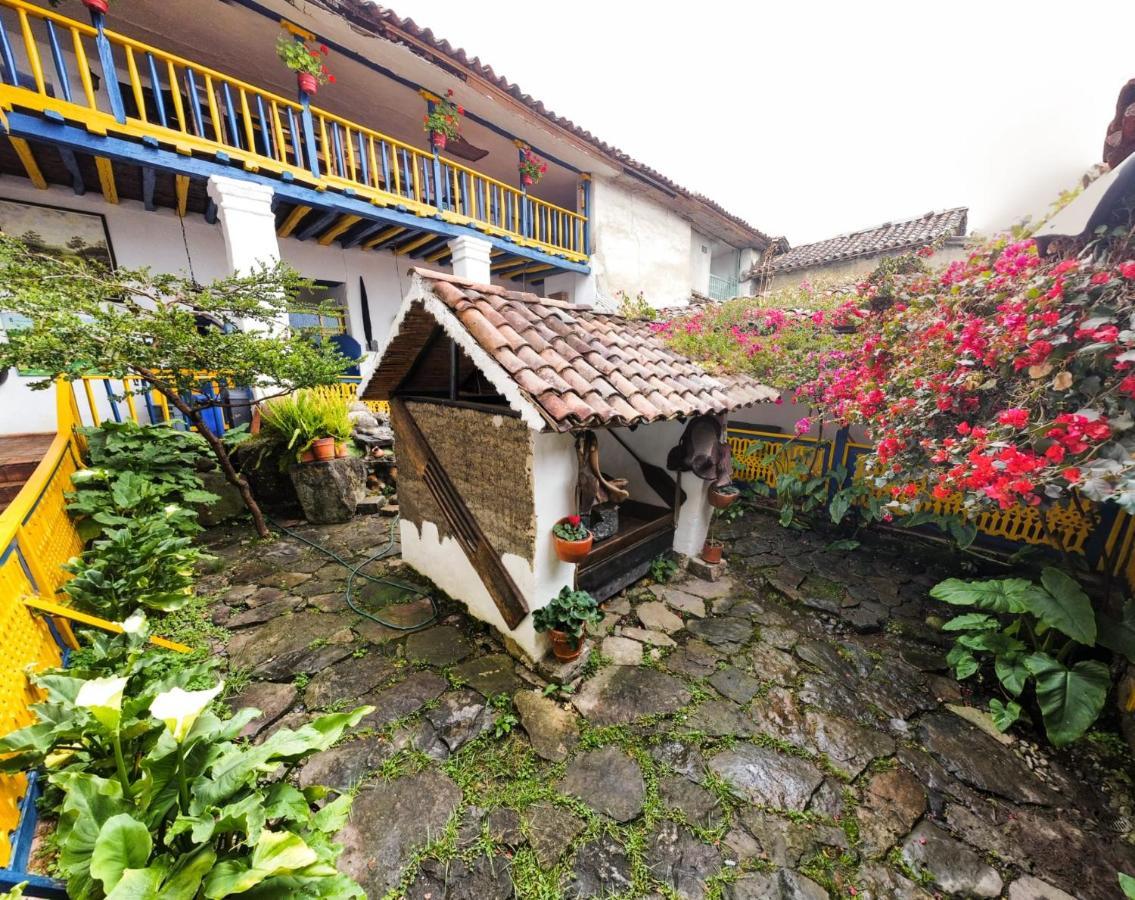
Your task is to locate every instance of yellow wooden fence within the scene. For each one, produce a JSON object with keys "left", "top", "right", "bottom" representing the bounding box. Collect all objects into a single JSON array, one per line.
[{"left": 0, "top": 383, "right": 86, "bottom": 865}]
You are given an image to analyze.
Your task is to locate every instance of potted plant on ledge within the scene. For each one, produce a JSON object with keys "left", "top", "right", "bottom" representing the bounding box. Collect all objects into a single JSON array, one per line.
[
  {"left": 518, "top": 149, "right": 548, "bottom": 187},
  {"left": 276, "top": 35, "right": 334, "bottom": 96},
  {"left": 708, "top": 483, "right": 739, "bottom": 509},
  {"left": 552, "top": 513, "right": 593, "bottom": 563},
  {"left": 534, "top": 586, "right": 603, "bottom": 661},
  {"left": 423, "top": 89, "right": 463, "bottom": 150}
]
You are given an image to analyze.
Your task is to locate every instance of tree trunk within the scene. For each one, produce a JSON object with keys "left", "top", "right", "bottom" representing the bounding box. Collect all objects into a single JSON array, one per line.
[{"left": 158, "top": 387, "right": 270, "bottom": 539}]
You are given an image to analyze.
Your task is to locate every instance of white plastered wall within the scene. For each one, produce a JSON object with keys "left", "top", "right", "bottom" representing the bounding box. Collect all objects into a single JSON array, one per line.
[{"left": 589, "top": 176, "right": 694, "bottom": 309}]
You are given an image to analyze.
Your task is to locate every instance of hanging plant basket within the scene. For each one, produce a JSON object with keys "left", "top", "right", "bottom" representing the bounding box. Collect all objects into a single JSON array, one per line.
[
  {"left": 521, "top": 174, "right": 534, "bottom": 186},
  {"left": 552, "top": 516, "right": 593, "bottom": 563},
  {"left": 701, "top": 538, "right": 723, "bottom": 564},
  {"left": 297, "top": 72, "right": 318, "bottom": 95},
  {"left": 431, "top": 131, "right": 448, "bottom": 150},
  {"left": 708, "top": 484, "right": 740, "bottom": 509}
]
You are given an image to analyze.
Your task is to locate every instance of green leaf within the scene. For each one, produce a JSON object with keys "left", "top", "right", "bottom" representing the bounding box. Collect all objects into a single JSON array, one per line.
[
  {"left": 1097, "top": 600, "right": 1135, "bottom": 663},
  {"left": 995, "top": 655, "right": 1029, "bottom": 697},
  {"left": 1029, "top": 568, "right": 1096, "bottom": 645},
  {"left": 161, "top": 847, "right": 217, "bottom": 900},
  {"left": 828, "top": 491, "right": 851, "bottom": 525},
  {"left": 251, "top": 830, "right": 319, "bottom": 873},
  {"left": 946, "top": 519, "right": 978, "bottom": 549},
  {"left": 825, "top": 539, "right": 861, "bottom": 551},
  {"left": 105, "top": 867, "right": 165, "bottom": 899},
  {"left": 312, "top": 795, "right": 353, "bottom": 834},
  {"left": 1024, "top": 653, "right": 1110, "bottom": 747},
  {"left": 941, "top": 613, "right": 1000, "bottom": 632},
  {"left": 947, "top": 644, "right": 979, "bottom": 680},
  {"left": 929, "top": 577, "right": 1042, "bottom": 614},
  {"left": 989, "top": 698, "right": 1022, "bottom": 732},
  {"left": 90, "top": 814, "right": 152, "bottom": 893},
  {"left": 1119, "top": 873, "right": 1135, "bottom": 899}
]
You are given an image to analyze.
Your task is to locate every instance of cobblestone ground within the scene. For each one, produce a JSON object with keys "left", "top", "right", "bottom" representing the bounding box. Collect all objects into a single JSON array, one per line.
[{"left": 199, "top": 511, "right": 1135, "bottom": 899}]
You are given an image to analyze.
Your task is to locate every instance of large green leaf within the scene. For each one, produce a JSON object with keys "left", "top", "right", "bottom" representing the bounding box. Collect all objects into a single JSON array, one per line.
[
  {"left": 1119, "top": 873, "right": 1135, "bottom": 899},
  {"left": 1097, "top": 599, "right": 1135, "bottom": 663},
  {"left": 929, "top": 578, "right": 1043, "bottom": 614},
  {"left": 988, "top": 698, "right": 1022, "bottom": 732},
  {"left": 52, "top": 771, "right": 128, "bottom": 890},
  {"left": 91, "top": 813, "right": 152, "bottom": 892},
  {"left": 994, "top": 655, "right": 1029, "bottom": 697},
  {"left": 104, "top": 867, "right": 165, "bottom": 900},
  {"left": 941, "top": 613, "right": 1000, "bottom": 632},
  {"left": 312, "top": 795, "right": 354, "bottom": 834},
  {"left": 161, "top": 847, "right": 218, "bottom": 900},
  {"left": 1028, "top": 568, "right": 1097, "bottom": 645},
  {"left": 947, "top": 644, "right": 979, "bottom": 680},
  {"left": 202, "top": 831, "right": 319, "bottom": 898},
  {"left": 1024, "top": 653, "right": 1110, "bottom": 746}
]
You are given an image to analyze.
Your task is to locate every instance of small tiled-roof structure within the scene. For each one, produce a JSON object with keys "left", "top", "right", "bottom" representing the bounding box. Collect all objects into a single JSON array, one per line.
[
  {"left": 362, "top": 269, "right": 777, "bottom": 432},
  {"left": 759, "top": 208, "right": 968, "bottom": 275}
]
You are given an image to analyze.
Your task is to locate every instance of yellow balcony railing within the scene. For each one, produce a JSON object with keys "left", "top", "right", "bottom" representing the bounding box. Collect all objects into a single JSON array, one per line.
[{"left": 0, "top": 0, "right": 588, "bottom": 262}]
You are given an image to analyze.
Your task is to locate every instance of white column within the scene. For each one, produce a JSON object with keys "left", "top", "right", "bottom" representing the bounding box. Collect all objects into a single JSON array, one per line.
[
  {"left": 447, "top": 235, "right": 492, "bottom": 283},
  {"left": 673, "top": 473, "right": 713, "bottom": 557},
  {"left": 206, "top": 176, "right": 280, "bottom": 275}
]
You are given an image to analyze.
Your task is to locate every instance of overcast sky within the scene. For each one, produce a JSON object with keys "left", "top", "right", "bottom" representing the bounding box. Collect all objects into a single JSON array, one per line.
[{"left": 384, "top": 0, "right": 1135, "bottom": 246}]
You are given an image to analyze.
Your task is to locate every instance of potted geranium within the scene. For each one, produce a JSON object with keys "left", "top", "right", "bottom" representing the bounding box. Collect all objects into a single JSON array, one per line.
[
  {"left": 552, "top": 513, "right": 592, "bottom": 563},
  {"left": 518, "top": 149, "right": 548, "bottom": 187},
  {"left": 276, "top": 35, "right": 334, "bottom": 96},
  {"left": 533, "top": 586, "right": 603, "bottom": 661},
  {"left": 423, "top": 89, "right": 463, "bottom": 150}
]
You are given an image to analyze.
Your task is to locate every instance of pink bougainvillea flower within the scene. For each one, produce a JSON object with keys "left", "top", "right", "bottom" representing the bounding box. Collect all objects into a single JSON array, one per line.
[{"left": 794, "top": 417, "right": 812, "bottom": 436}]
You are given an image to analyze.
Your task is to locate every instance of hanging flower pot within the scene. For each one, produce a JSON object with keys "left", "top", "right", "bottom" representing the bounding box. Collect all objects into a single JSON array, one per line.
[
  {"left": 82, "top": 0, "right": 110, "bottom": 13},
  {"left": 518, "top": 149, "right": 548, "bottom": 187},
  {"left": 423, "top": 89, "right": 463, "bottom": 152},
  {"left": 521, "top": 173, "right": 534, "bottom": 187},
  {"left": 311, "top": 437, "right": 336, "bottom": 462},
  {"left": 701, "top": 538, "right": 724, "bottom": 564},
  {"left": 552, "top": 515, "right": 592, "bottom": 563},
  {"left": 708, "top": 484, "right": 740, "bottom": 509},
  {"left": 297, "top": 72, "right": 318, "bottom": 95},
  {"left": 431, "top": 131, "right": 448, "bottom": 151}
]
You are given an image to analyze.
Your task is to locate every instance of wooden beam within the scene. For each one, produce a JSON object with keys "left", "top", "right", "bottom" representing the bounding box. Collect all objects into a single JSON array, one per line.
[
  {"left": 363, "top": 225, "right": 406, "bottom": 249},
  {"left": 94, "top": 156, "right": 118, "bottom": 203},
  {"left": 394, "top": 233, "right": 439, "bottom": 256},
  {"left": 57, "top": 147, "right": 85, "bottom": 195},
  {"left": 297, "top": 209, "right": 338, "bottom": 242},
  {"left": 390, "top": 399, "right": 528, "bottom": 629},
  {"left": 409, "top": 236, "right": 449, "bottom": 260},
  {"left": 425, "top": 243, "right": 452, "bottom": 263},
  {"left": 318, "top": 213, "right": 362, "bottom": 246},
  {"left": 490, "top": 257, "right": 528, "bottom": 273},
  {"left": 175, "top": 174, "right": 190, "bottom": 217},
  {"left": 141, "top": 166, "right": 156, "bottom": 211},
  {"left": 342, "top": 220, "right": 388, "bottom": 250},
  {"left": 9, "top": 138, "right": 46, "bottom": 188},
  {"left": 277, "top": 204, "right": 311, "bottom": 238},
  {"left": 508, "top": 263, "right": 555, "bottom": 279}
]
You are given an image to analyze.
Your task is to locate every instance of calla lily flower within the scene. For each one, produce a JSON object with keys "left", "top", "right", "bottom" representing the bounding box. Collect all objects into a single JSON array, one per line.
[
  {"left": 150, "top": 682, "right": 224, "bottom": 742},
  {"left": 121, "top": 610, "right": 147, "bottom": 634},
  {"left": 76, "top": 676, "right": 128, "bottom": 730}
]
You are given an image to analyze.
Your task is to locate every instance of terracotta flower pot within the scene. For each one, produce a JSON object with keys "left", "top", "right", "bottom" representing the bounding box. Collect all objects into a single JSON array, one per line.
[
  {"left": 311, "top": 437, "right": 336, "bottom": 461},
  {"left": 83, "top": 0, "right": 109, "bottom": 13},
  {"left": 299, "top": 448, "right": 317, "bottom": 464},
  {"left": 708, "top": 486, "right": 739, "bottom": 509},
  {"left": 432, "top": 131, "right": 447, "bottom": 150},
  {"left": 521, "top": 173, "right": 534, "bottom": 186},
  {"left": 549, "top": 627, "right": 585, "bottom": 661},
  {"left": 553, "top": 517, "right": 593, "bottom": 563},
  {"left": 701, "top": 539, "right": 723, "bottom": 564},
  {"left": 335, "top": 441, "right": 350, "bottom": 458},
  {"left": 297, "top": 72, "right": 318, "bottom": 95}
]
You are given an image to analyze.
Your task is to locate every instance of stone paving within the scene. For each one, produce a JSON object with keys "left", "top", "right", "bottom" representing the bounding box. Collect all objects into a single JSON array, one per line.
[{"left": 198, "top": 511, "right": 1135, "bottom": 899}]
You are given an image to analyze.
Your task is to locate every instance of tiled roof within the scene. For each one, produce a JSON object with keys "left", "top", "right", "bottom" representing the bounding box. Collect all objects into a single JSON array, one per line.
[
  {"left": 1104, "top": 79, "right": 1135, "bottom": 169},
  {"left": 321, "top": 1, "right": 775, "bottom": 248},
  {"left": 362, "top": 270, "right": 777, "bottom": 432},
  {"left": 761, "top": 208, "right": 968, "bottom": 274}
]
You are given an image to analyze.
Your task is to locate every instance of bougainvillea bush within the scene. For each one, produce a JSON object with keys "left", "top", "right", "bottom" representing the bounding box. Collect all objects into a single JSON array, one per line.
[{"left": 664, "top": 231, "right": 1135, "bottom": 520}]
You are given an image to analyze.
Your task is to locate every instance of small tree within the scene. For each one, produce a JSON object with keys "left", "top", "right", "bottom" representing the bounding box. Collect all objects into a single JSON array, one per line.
[{"left": 0, "top": 235, "right": 350, "bottom": 538}]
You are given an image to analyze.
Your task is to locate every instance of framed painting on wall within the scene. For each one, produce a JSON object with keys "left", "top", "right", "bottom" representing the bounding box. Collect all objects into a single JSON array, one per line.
[{"left": 0, "top": 198, "right": 115, "bottom": 375}]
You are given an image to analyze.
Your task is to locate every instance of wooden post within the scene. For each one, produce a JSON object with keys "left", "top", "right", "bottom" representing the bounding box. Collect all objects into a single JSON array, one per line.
[{"left": 90, "top": 10, "right": 125, "bottom": 124}]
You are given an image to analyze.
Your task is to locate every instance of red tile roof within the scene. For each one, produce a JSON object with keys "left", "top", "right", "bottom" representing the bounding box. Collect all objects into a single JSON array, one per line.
[
  {"left": 322, "top": 1, "right": 775, "bottom": 249},
  {"left": 362, "top": 269, "right": 777, "bottom": 431},
  {"left": 761, "top": 208, "right": 968, "bottom": 275}
]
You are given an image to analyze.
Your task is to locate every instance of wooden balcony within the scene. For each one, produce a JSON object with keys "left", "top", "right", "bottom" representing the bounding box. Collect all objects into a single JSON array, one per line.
[{"left": 0, "top": 0, "right": 589, "bottom": 277}]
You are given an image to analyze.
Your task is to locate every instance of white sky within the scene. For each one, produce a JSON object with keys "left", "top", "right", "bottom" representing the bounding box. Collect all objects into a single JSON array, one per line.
[{"left": 384, "top": 0, "right": 1135, "bottom": 246}]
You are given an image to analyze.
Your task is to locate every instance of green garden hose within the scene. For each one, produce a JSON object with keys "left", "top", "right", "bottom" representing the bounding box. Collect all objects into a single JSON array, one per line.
[{"left": 267, "top": 514, "right": 437, "bottom": 632}]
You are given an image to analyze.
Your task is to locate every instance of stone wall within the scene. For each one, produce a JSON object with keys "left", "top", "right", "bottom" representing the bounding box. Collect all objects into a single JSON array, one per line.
[{"left": 396, "top": 401, "right": 535, "bottom": 561}]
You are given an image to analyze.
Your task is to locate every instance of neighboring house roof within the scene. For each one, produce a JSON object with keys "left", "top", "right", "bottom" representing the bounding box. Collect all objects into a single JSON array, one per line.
[
  {"left": 760, "top": 207, "right": 968, "bottom": 275},
  {"left": 362, "top": 270, "right": 777, "bottom": 432},
  {"left": 321, "top": 1, "right": 774, "bottom": 249}
]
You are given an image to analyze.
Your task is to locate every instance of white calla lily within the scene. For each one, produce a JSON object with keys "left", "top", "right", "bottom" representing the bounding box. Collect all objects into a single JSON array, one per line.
[
  {"left": 150, "top": 682, "right": 224, "bottom": 742},
  {"left": 121, "top": 610, "right": 147, "bottom": 634},
  {"left": 76, "top": 676, "right": 128, "bottom": 730}
]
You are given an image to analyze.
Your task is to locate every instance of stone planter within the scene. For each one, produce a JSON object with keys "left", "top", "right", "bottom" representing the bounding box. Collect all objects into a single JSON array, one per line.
[{"left": 290, "top": 457, "right": 366, "bottom": 524}]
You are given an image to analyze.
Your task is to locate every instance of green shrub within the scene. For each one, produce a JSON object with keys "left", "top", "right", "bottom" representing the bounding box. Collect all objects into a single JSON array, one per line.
[
  {"left": 62, "top": 514, "right": 207, "bottom": 619},
  {"left": 259, "top": 389, "right": 352, "bottom": 460}
]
